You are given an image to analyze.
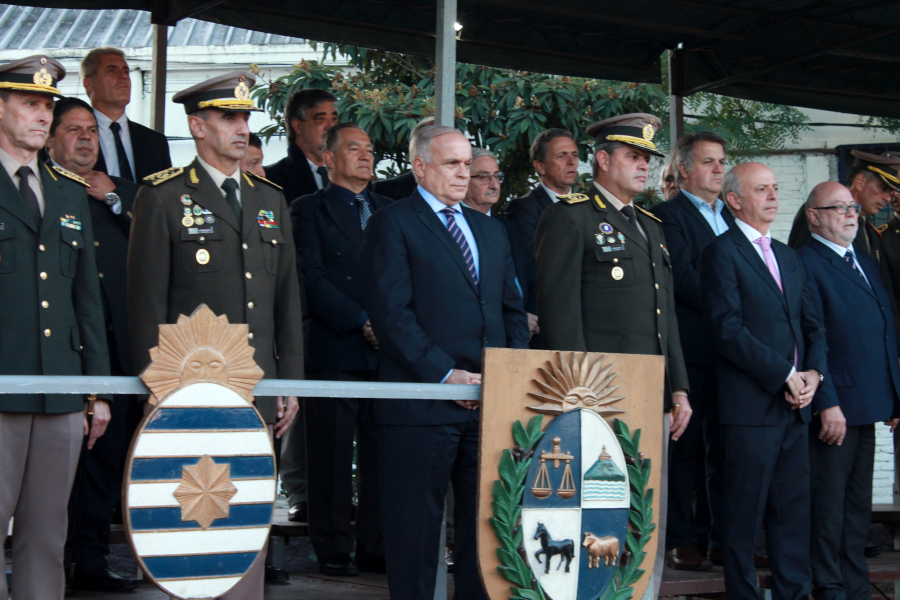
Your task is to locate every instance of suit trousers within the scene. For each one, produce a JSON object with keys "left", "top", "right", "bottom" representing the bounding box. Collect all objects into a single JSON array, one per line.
[
  {"left": 722, "top": 418, "right": 810, "bottom": 600},
  {"left": 305, "top": 370, "right": 383, "bottom": 565},
  {"left": 379, "top": 414, "right": 487, "bottom": 600},
  {"left": 279, "top": 412, "right": 307, "bottom": 507},
  {"left": 0, "top": 411, "right": 83, "bottom": 600},
  {"left": 810, "top": 423, "right": 875, "bottom": 600}
]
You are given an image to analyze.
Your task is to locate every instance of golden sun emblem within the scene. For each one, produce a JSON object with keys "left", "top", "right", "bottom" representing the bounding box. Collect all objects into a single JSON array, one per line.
[
  {"left": 173, "top": 455, "right": 238, "bottom": 529},
  {"left": 140, "top": 304, "right": 264, "bottom": 405},
  {"left": 33, "top": 67, "right": 52, "bottom": 87},
  {"left": 234, "top": 79, "right": 250, "bottom": 100},
  {"left": 527, "top": 352, "right": 626, "bottom": 417},
  {"left": 642, "top": 122, "right": 655, "bottom": 141}
]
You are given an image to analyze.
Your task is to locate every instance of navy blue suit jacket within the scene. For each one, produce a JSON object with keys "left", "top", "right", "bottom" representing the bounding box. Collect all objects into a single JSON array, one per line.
[
  {"left": 291, "top": 184, "right": 394, "bottom": 372},
  {"left": 798, "top": 238, "right": 900, "bottom": 426},
  {"left": 652, "top": 192, "right": 734, "bottom": 369},
  {"left": 506, "top": 184, "right": 554, "bottom": 258},
  {"left": 360, "top": 191, "right": 530, "bottom": 425},
  {"left": 265, "top": 143, "right": 318, "bottom": 206},
  {"left": 699, "top": 225, "right": 828, "bottom": 426},
  {"left": 94, "top": 119, "right": 171, "bottom": 183}
]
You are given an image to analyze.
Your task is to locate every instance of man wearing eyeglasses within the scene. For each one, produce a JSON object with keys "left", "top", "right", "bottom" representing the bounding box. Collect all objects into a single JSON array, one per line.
[{"left": 797, "top": 181, "right": 900, "bottom": 600}]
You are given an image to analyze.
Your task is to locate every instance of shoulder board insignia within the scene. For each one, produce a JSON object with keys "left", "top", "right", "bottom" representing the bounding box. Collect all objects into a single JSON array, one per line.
[
  {"left": 868, "top": 220, "right": 884, "bottom": 238},
  {"left": 246, "top": 171, "right": 283, "bottom": 191},
  {"left": 877, "top": 223, "right": 889, "bottom": 234},
  {"left": 143, "top": 167, "right": 184, "bottom": 186},
  {"left": 592, "top": 194, "right": 606, "bottom": 209},
  {"left": 52, "top": 165, "right": 89, "bottom": 187},
  {"left": 637, "top": 205, "right": 662, "bottom": 223},
  {"left": 557, "top": 193, "right": 589, "bottom": 205}
]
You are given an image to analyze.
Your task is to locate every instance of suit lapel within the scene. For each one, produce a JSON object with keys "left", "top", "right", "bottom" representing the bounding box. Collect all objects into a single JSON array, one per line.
[
  {"left": 40, "top": 163, "right": 64, "bottom": 237},
  {"left": 291, "top": 145, "right": 318, "bottom": 195},
  {"left": 770, "top": 240, "right": 794, "bottom": 311},
  {"left": 732, "top": 228, "right": 787, "bottom": 307},
  {"left": 240, "top": 173, "right": 262, "bottom": 241},
  {"left": 535, "top": 186, "right": 553, "bottom": 211},
  {"left": 187, "top": 159, "right": 240, "bottom": 233},
  {"left": 812, "top": 239, "right": 876, "bottom": 299},
  {"left": 322, "top": 186, "right": 364, "bottom": 250},
  {"left": 593, "top": 191, "right": 649, "bottom": 255},
  {"left": 412, "top": 194, "right": 478, "bottom": 294},
  {"left": 676, "top": 194, "right": 716, "bottom": 240}
]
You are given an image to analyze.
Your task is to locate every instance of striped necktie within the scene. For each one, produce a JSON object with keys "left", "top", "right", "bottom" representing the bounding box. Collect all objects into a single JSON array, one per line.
[
  {"left": 356, "top": 195, "right": 372, "bottom": 230},
  {"left": 439, "top": 207, "right": 478, "bottom": 287},
  {"left": 844, "top": 250, "right": 870, "bottom": 287}
]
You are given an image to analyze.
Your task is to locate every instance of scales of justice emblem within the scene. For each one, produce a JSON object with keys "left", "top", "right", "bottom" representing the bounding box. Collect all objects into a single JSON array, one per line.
[{"left": 123, "top": 305, "right": 276, "bottom": 599}]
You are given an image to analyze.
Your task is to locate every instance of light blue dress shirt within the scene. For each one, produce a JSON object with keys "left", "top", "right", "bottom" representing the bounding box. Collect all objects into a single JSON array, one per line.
[
  {"left": 683, "top": 189, "right": 729, "bottom": 236},
  {"left": 419, "top": 185, "right": 480, "bottom": 280}
]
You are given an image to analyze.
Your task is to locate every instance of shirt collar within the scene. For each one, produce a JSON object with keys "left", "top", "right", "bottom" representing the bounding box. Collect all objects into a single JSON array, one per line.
[
  {"left": 811, "top": 233, "right": 852, "bottom": 257},
  {"left": 682, "top": 189, "right": 724, "bottom": 214},
  {"left": 541, "top": 182, "right": 569, "bottom": 203},
  {"left": 307, "top": 156, "right": 323, "bottom": 174},
  {"left": 734, "top": 217, "right": 770, "bottom": 243},
  {"left": 0, "top": 146, "right": 41, "bottom": 181},
  {"left": 593, "top": 181, "right": 628, "bottom": 211},
  {"left": 196, "top": 155, "right": 241, "bottom": 190},
  {"left": 93, "top": 109, "right": 127, "bottom": 130},
  {"left": 418, "top": 185, "right": 461, "bottom": 214}
]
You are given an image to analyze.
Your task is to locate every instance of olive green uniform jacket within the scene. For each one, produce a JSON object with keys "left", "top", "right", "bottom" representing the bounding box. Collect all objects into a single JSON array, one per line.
[
  {"left": 535, "top": 188, "right": 688, "bottom": 410},
  {"left": 0, "top": 162, "right": 110, "bottom": 413},
  {"left": 127, "top": 158, "right": 304, "bottom": 421}
]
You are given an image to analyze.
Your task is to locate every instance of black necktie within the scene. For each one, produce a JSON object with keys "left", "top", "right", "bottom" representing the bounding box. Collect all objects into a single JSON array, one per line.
[
  {"left": 316, "top": 165, "right": 329, "bottom": 189},
  {"left": 621, "top": 204, "right": 645, "bottom": 239},
  {"left": 222, "top": 178, "right": 241, "bottom": 224},
  {"left": 108, "top": 122, "right": 134, "bottom": 182},
  {"left": 356, "top": 194, "right": 372, "bottom": 230},
  {"left": 16, "top": 166, "right": 41, "bottom": 227}
]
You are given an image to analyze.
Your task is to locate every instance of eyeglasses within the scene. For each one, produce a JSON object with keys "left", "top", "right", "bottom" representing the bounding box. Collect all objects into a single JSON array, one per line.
[
  {"left": 473, "top": 173, "right": 505, "bottom": 183},
  {"left": 810, "top": 204, "right": 862, "bottom": 215},
  {"left": 664, "top": 175, "right": 675, "bottom": 184}
]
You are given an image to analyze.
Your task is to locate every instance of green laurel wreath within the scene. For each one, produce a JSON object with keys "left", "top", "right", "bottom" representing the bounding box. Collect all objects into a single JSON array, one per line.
[{"left": 490, "top": 414, "right": 654, "bottom": 600}]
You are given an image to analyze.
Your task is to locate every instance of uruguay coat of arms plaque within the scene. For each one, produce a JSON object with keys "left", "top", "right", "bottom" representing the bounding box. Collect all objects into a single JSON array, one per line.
[{"left": 478, "top": 348, "right": 664, "bottom": 600}]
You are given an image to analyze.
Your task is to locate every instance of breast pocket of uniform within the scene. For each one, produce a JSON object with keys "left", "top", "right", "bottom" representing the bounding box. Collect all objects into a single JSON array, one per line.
[
  {"left": 0, "top": 223, "right": 14, "bottom": 274},
  {"left": 258, "top": 226, "right": 285, "bottom": 275},
  {"left": 181, "top": 228, "right": 224, "bottom": 273},
  {"left": 594, "top": 247, "right": 635, "bottom": 288},
  {"left": 60, "top": 226, "right": 84, "bottom": 278}
]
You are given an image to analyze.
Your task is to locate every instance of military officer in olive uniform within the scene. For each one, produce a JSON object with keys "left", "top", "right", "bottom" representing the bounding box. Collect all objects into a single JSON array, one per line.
[
  {"left": 0, "top": 56, "right": 111, "bottom": 600},
  {"left": 535, "top": 113, "right": 691, "bottom": 597},
  {"left": 126, "top": 72, "right": 304, "bottom": 600}
]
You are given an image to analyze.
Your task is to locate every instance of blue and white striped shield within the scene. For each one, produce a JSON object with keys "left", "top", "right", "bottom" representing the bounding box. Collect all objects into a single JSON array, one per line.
[{"left": 125, "top": 382, "right": 275, "bottom": 599}]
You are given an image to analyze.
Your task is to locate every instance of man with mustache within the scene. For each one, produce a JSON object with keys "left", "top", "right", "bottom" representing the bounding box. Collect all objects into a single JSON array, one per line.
[
  {"left": 127, "top": 72, "right": 304, "bottom": 600},
  {"left": 81, "top": 48, "right": 171, "bottom": 182},
  {"left": 0, "top": 55, "right": 111, "bottom": 600},
  {"left": 45, "top": 96, "right": 140, "bottom": 593}
]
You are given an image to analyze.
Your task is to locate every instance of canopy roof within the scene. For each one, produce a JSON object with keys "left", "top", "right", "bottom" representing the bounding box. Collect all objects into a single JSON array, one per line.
[{"left": 11, "top": 0, "right": 900, "bottom": 118}]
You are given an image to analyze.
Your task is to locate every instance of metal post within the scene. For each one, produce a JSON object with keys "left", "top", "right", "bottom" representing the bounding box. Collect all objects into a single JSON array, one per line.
[
  {"left": 434, "top": 0, "right": 457, "bottom": 127},
  {"left": 150, "top": 24, "right": 168, "bottom": 134},
  {"left": 668, "top": 49, "right": 684, "bottom": 151}
]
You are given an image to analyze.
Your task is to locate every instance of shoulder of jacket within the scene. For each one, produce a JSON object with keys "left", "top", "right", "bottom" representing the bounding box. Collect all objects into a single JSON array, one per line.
[
  {"left": 877, "top": 223, "right": 889, "bottom": 234},
  {"left": 244, "top": 171, "right": 283, "bottom": 191},
  {"left": 49, "top": 164, "right": 89, "bottom": 187},
  {"left": 143, "top": 166, "right": 184, "bottom": 186},
  {"left": 637, "top": 205, "right": 662, "bottom": 223},
  {"left": 556, "top": 193, "right": 590, "bottom": 205}
]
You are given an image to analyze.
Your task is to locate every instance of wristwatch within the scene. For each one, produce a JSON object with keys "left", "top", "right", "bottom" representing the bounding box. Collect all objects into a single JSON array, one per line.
[
  {"left": 814, "top": 370, "right": 824, "bottom": 383},
  {"left": 103, "top": 192, "right": 119, "bottom": 207}
]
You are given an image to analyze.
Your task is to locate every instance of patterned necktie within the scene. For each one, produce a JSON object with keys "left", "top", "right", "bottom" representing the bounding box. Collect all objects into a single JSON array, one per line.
[
  {"left": 108, "top": 121, "right": 134, "bottom": 182},
  {"left": 755, "top": 236, "right": 796, "bottom": 367},
  {"left": 316, "top": 165, "right": 329, "bottom": 189},
  {"left": 439, "top": 207, "right": 478, "bottom": 287},
  {"left": 16, "top": 166, "right": 41, "bottom": 227},
  {"left": 845, "top": 250, "right": 870, "bottom": 287},
  {"left": 222, "top": 178, "right": 241, "bottom": 223},
  {"left": 355, "top": 195, "right": 372, "bottom": 230}
]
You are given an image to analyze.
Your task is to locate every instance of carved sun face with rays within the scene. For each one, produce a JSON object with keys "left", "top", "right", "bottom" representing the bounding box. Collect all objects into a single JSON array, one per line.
[
  {"left": 527, "top": 352, "right": 626, "bottom": 417},
  {"left": 140, "top": 304, "right": 265, "bottom": 405}
]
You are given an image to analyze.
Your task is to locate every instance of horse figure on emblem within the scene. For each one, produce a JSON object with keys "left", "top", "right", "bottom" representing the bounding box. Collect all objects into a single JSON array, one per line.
[{"left": 533, "top": 522, "right": 575, "bottom": 574}]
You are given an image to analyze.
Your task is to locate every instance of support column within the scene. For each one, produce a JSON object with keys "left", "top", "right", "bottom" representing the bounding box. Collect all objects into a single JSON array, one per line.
[
  {"left": 434, "top": 0, "right": 457, "bottom": 127},
  {"left": 668, "top": 49, "right": 685, "bottom": 152},
  {"left": 150, "top": 24, "right": 168, "bottom": 134}
]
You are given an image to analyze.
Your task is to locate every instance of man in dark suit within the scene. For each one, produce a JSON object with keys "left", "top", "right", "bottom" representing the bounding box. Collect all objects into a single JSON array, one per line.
[
  {"left": 360, "top": 126, "right": 529, "bottom": 600},
  {"left": 700, "top": 162, "right": 828, "bottom": 600},
  {"left": 652, "top": 132, "right": 731, "bottom": 571},
  {"left": 0, "top": 55, "right": 111, "bottom": 600},
  {"left": 370, "top": 116, "right": 434, "bottom": 201},
  {"left": 127, "top": 72, "right": 305, "bottom": 600},
  {"left": 797, "top": 181, "right": 900, "bottom": 600},
  {"left": 291, "top": 123, "right": 391, "bottom": 577},
  {"left": 81, "top": 47, "right": 171, "bottom": 182},
  {"left": 45, "top": 97, "right": 140, "bottom": 593}
]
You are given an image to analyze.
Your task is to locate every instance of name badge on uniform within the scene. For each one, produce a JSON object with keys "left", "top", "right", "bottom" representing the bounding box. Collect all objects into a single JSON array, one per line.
[
  {"left": 611, "top": 266, "right": 624, "bottom": 280},
  {"left": 257, "top": 210, "right": 278, "bottom": 228},
  {"left": 60, "top": 215, "right": 82, "bottom": 230},
  {"left": 196, "top": 248, "right": 210, "bottom": 265}
]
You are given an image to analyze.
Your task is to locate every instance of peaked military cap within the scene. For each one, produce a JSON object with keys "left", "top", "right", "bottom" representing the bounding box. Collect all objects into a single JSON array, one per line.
[
  {"left": 0, "top": 55, "right": 64, "bottom": 97},
  {"left": 173, "top": 71, "right": 263, "bottom": 114},
  {"left": 586, "top": 113, "right": 664, "bottom": 157},
  {"left": 850, "top": 149, "right": 900, "bottom": 192}
]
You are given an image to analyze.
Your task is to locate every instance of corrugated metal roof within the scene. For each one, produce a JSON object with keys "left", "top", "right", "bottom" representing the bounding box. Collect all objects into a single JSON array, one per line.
[{"left": 0, "top": 4, "right": 303, "bottom": 49}]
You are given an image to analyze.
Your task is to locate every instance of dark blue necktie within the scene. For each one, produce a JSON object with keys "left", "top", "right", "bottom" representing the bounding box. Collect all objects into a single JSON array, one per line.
[
  {"left": 108, "top": 121, "right": 134, "bottom": 182},
  {"left": 845, "top": 250, "right": 869, "bottom": 287},
  {"left": 440, "top": 207, "right": 478, "bottom": 287},
  {"left": 356, "top": 195, "right": 372, "bottom": 230}
]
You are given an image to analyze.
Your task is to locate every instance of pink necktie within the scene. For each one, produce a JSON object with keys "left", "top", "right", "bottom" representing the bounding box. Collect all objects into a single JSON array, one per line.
[{"left": 755, "top": 236, "right": 797, "bottom": 368}]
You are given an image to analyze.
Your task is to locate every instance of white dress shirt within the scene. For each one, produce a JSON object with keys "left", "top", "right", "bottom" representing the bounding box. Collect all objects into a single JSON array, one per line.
[
  {"left": 94, "top": 110, "right": 135, "bottom": 180},
  {"left": 197, "top": 156, "right": 242, "bottom": 205}
]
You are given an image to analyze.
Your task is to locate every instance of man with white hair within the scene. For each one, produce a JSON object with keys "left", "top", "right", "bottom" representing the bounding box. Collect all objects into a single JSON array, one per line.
[{"left": 360, "top": 127, "right": 529, "bottom": 600}]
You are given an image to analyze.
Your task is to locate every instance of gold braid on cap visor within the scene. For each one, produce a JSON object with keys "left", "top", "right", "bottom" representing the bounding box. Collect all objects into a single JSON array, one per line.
[
  {"left": 0, "top": 82, "right": 61, "bottom": 95},
  {"left": 197, "top": 98, "right": 259, "bottom": 110},
  {"left": 868, "top": 166, "right": 900, "bottom": 185},
  {"left": 605, "top": 134, "right": 657, "bottom": 151}
]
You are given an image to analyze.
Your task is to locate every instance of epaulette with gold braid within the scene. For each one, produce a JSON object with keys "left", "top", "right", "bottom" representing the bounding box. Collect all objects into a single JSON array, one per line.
[
  {"left": 244, "top": 171, "right": 283, "bottom": 191},
  {"left": 637, "top": 205, "right": 662, "bottom": 223},
  {"left": 143, "top": 167, "right": 184, "bottom": 186},
  {"left": 51, "top": 165, "right": 89, "bottom": 187},
  {"left": 557, "top": 193, "right": 589, "bottom": 205}
]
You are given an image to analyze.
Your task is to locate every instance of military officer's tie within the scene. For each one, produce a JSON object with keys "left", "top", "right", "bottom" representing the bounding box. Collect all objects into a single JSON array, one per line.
[
  {"left": 108, "top": 122, "right": 135, "bottom": 182},
  {"left": 620, "top": 204, "right": 646, "bottom": 239},
  {"left": 16, "top": 166, "right": 41, "bottom": 227},
  {"left": 440, "top": 207, "right": 478, "bottom": 287},
  {"left": 316, "top": 165, "right": 330, "bottom": 189},
  {"left": 355, "top": 194, "right": 372, "bottom": 230},
  {"left": 844, "top": 249, "right": 870, "bottom": 287},
  {"left": 222, "top": 178, "right": 241, "bottom": 223}
]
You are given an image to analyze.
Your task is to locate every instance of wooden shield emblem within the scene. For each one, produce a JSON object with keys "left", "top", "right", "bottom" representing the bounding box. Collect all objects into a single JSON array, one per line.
[
  {"left": 124, "top": 305, "right": 275, "bottom": 599},
  {"left": 478, "top": 348, "right": 664, "bottom": 600}
]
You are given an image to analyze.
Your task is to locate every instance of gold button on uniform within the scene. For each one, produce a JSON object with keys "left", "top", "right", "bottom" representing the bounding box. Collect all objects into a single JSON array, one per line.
[
  {"left": 245, "top": 272, "right": 252, "bottom": 279},
  {"left": 242, "top": 243, "right": 248, "bottom": 250},
  {"left": 655, "top": 283, "right": 659, "bottom": 290},
  {"left": 248, "top": 332, "right": 254, "bottom": 340},
  {"left": 41, "top": 301, "right": 49, "bottom": 308},
  {"left": 248, "top": 302, "right": 254, "bottom": 309},
  {"left": 656, "top": 309, "right": 661, "bottom": 315},
  {"left": 39, "top": 244, "right": 45, "bottom": 252},
  {"left": 72, "top": 241, "right": 78, "bottom": 247},
  {"left": 99, "top": 272, "right": 104, "bottom": 278},
  {"left": 613, "top": 258, "right": 619, "bottom": 263},
  {"left": 94, "top": 240, "right": 100, "bottom": 247},
  {"left": 39, "top": 272, "right": 47, "bottom": 280},
  {"left": 43, "top": 329, "right": 51, "bottom": 337}
]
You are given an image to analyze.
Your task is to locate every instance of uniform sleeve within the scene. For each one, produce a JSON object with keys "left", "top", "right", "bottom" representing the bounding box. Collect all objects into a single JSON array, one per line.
[
  {"left": 273, "top": 193, "right": 305, "bottom": 380},
  {"left": 655, "top": 209, "right": 702, "bottom": 311},
  {"left": 801, "top": 265, "right": 838, "bottom": 413},
  {"left": 73, "top": 192, "right": 112, "bottom": 382},
  {"left": 536, "top": 203, "right": 586, "bottom": 352},
  {"left": 506, "top": 196, "right": 539, "bottom": 261}
]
